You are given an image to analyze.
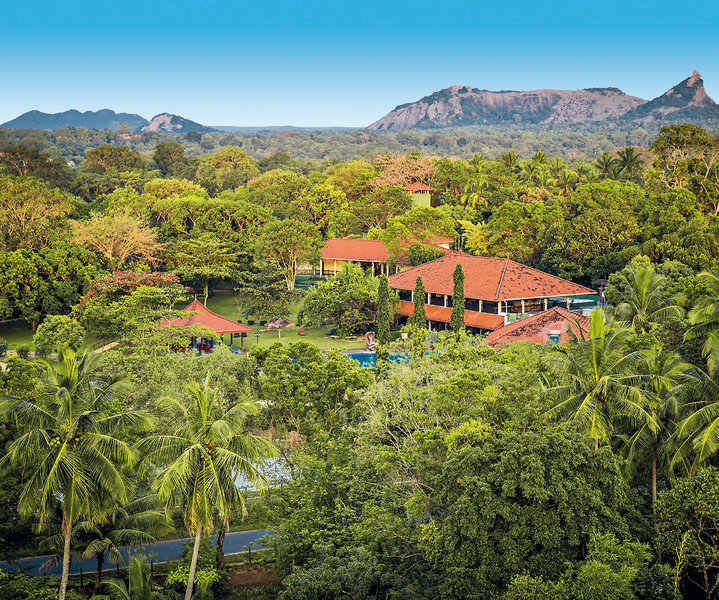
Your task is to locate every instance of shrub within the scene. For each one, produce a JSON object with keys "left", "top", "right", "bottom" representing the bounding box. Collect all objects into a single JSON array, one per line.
[
  {"left": 15, "top": 345, "right": 30, "bottom": 359},
  {"left": 33, "top": 315, "right": 86, "bottom": 357}
]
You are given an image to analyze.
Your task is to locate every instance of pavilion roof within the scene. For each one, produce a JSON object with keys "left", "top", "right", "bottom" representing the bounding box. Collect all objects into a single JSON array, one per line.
[
  {"left": 485, "top": 307, "right": 590, "bottom": 346},
  {"left": 404, "top": 182, "right": 435, "bottom": 192},
  {"left": 388, "top": 254, "right": 595, "bottom": 301},
  {"left": 163, "top": 299, "right": 251, "bottom": 334},
  {"left": 321, "top": 237, "right": 452, "bottom": 264}
]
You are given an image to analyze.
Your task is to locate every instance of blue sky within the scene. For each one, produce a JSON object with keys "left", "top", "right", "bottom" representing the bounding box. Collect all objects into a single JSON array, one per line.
[{"left": 1, "top": 0, "right": 717, "bottom": 126}]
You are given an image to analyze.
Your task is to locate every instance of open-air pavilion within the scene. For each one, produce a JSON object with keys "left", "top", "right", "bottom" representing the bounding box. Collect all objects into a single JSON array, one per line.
[{"left": 162, "top": 299, "right": 252, "bottom": 353}]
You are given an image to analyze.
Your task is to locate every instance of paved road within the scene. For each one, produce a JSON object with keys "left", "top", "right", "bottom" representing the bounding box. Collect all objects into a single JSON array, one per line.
[{"left": 0, "top": 529, "right": 274, "bottom": 577}]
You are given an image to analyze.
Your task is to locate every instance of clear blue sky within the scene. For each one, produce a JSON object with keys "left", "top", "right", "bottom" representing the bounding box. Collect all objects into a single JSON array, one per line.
[{"left": 1, "top": 0, "right": 717, "bottom": 126}]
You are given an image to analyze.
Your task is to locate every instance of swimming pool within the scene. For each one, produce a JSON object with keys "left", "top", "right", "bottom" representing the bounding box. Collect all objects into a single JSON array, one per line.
[{"left": 346, "top": 351, "right": 410, "bottom": 367}]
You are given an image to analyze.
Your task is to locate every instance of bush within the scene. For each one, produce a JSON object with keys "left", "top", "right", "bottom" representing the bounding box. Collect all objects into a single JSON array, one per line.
[
  {"left": 33, "top": 315, "right": 86, "bottom": 357},
  {"left": 0, "top": 572, "right": 83, "bottom": 600},
  {"left": 15, "top": 345, "right": 30, "bottom": 359}
]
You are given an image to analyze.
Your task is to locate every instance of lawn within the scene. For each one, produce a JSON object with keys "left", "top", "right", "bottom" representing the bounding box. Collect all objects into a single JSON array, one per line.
[
  {"left": 0, "top": 290, "right": 367, "bottom": 357},
  {"left": 206, "top": 290, "right": 366, "bottom": 352},
  {"left": 0, "top": 319, "right": 35, "bottom": 352}
]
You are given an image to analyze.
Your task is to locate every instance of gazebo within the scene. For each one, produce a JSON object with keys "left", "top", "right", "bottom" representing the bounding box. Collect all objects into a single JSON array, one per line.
[{"left": 163, "top": 299, "right": 252, "bottom": 352}]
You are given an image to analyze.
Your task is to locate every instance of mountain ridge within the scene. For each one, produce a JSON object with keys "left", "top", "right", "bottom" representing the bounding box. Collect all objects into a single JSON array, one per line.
[
  {"left": 0, "top": 109, "right": 215, "bottom": 133},
  {"left": 368, "top": 71, "right": 719, "bottom": 130}
]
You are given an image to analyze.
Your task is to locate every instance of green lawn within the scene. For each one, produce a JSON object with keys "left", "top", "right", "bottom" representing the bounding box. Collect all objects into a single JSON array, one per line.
[
  {"left": 206, "top": 291, "right": 366, "bottom": 352},
  {"left": 0, "top": 319, "right": 35, "bottom": 351},
  {"left": 0, "top": 291, "right": 367, "bottom": 356}
]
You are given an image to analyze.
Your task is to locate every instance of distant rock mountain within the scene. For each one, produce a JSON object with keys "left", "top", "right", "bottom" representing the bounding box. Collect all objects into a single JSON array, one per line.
[
  {"left": 0, "top": 109, "right": 148, "bottom": 130},
  {"left": 138, "top": 113, "right": 216, "bottom": 134},
  {"left": 620, "top": 70, "right": 719, "bottom": 121},
  {"left": 368, "top": 71, "right": 719, "bottom": 130}
]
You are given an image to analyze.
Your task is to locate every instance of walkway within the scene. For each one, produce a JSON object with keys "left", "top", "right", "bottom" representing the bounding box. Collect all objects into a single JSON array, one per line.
[{"left": 0, "top": 529, "right": 273, "bottom": 577}]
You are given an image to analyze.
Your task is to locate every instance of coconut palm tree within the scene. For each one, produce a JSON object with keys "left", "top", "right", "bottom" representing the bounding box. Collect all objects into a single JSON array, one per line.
[
  {"left": 0, "top": 348, "right": 150, "bottom": 600},
  {"left": 104, "top": 554, "right": 165, "bottom": 600},
  {"left": 532, "top": 150, "right": 547, "bottom": 164},
  {"left": 546, "top": 309, "right": 658, "bottom": 449},
  {"left": 685, "top": 269, "right": 719, "bottom": 355},
  {"left": 608, "top": 266, "right": 684, "bottom": 333},
  {"left": 136, "top": 375, "right": 277, "bottom": 600},
  {"left": 459, "top": 174, "right": 489, "bottom": 208},
  {"left": 672, "top": 332, "right": 719, "bottom": 470},
  {"left": 78, "top": 494, "right": 170, "bottom": 593},
  {"left": 499, "top": 151, "right": 520, "bottom": 173},
  {"left": 549, "top": 156, "right": 566, "bottom": 178},
  {"left": 557, "top": 170, "right": 577, "bottom": 197},
  {"left": 614, "top": 344, "right": 695, "bottom": 513},
  {"left": 616, "top": 146, "right": 644, "bottom": 180},
  {"left": 595, "top": 152, "right": 617, "bottom": 178}
]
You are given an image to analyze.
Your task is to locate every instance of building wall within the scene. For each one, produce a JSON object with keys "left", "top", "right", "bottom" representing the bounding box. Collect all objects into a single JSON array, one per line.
[{"left": 410, "top": 192, "right": 431, "bottom": 208}]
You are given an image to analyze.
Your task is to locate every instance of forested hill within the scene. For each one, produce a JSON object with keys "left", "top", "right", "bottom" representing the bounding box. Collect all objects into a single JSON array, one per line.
[
  {"left": 0, "top": 109, "right": 148, "bottom": 131},
  {"left": 0, "top": 109, "right": 215, "bottom": 133},
  {"left": 368, "top": 70, "right": 719, "bottom": 130}
]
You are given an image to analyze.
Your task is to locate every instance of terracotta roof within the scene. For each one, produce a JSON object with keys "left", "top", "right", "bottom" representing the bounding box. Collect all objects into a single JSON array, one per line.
[
  {"left": 404, "top": 182, "right": 436, "bottom": 192},
  {"left": 322, "top": 238, "right": 451, "bottom": 264},
  {"left": 388, "top": 254, "right": 595, "bottom": 301},
  {"left": 485, "top": 307, "right": 590, "bottom": 346},
  {"left": 322, "top": 238, "right": 396, "bottom": 263},
  {"left": 163, "top": 299, "right": 251, "bottom": 334},
  {"left": 399, "top": 300, "right": 505, "bottom": 331}
]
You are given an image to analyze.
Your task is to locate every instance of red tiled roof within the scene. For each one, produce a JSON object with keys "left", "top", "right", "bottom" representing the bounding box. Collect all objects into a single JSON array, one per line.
[
  {"left": 404, "top": 182, "right": 435, "bottom": 192},
  {"left": 322, "top": 238, "right": 393, "bottom": 263},
  {"left": 485, "top": 307, "right": 590, "bottom": 346},
  {"left": 163, "top": 299, "right": 251, "bottom": 334},
  {"left": 388, "top": 254, "right": 595, "bottom": 301},
  {"left": 321, "top": 238, "right": 451, "bottom": 264},
  {"left": 399, "top": 301, "right": 505, "bottom": 331}
]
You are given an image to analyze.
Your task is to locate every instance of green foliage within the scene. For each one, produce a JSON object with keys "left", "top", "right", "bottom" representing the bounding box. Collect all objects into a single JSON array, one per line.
[
  {"left": 434, "top": 430, "right": 631, "bottom": 599},
  {"left": 301, "top": 265, "right": 382, "bottom": 335},
  {"left": 450, "top": 264, "right": 465, "bottom": 335},
  {"left": 0, "top": 572, "right": 83, "bottom": 600},
  {"left": 412, "top": 277, "right": 426, "bottom": 328},
  {"left": 406, "top": 241, "right": 444, "bottom": 266},
  {"left": 33, "top": 315, "right": 86, "bottom": 357}
]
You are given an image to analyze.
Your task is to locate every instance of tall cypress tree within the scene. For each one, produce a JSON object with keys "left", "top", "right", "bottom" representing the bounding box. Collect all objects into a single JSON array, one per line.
[
  {"left": 451, "top": 264, "right": 465, "bottom": 335},
  {"left": 377, "top": 275, "right": 391, "bottom": 346},
  {"left": 413, "top": 276, "right": 427, "bottom": 328}
]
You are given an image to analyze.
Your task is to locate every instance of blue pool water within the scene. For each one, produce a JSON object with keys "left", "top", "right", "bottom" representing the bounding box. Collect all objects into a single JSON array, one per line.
[{"left": 346, "top": 352, "right": 410, "bottom": 367}]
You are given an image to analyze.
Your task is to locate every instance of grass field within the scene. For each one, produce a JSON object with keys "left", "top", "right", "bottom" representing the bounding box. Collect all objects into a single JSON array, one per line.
[
  {"left": 206, "top": 291, "right": 366, "bottom": 352},
  {"left": 0, "top": 319, "right": 35, "bottom": 352},
  {"left": 0, "top": 290, "right": 367, "bottom": 355}
]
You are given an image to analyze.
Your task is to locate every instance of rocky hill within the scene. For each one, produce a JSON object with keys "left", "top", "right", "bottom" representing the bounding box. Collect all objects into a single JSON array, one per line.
[
  {"left": 0, "top": 109, "right": 148, "bottom": 130},
  {"left": 138, "top": 113, "right": 216, "bottom": 134},
  {"left": 620, "top": 70, "right": 719, "bottom": 121},
  {"left": 368, "top": 71, "right": 718, "bottom": 130}
]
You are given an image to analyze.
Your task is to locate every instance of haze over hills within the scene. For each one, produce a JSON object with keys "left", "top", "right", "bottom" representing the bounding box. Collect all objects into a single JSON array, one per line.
[
  {"left": 0, "top": 109, "right": 216, "bottom": 133},
  {"left": 368, "top": 70, "right": 719, "bottom": 130},
  {"left": 0, "top": 109, "right": 148, "bottom": 131}
]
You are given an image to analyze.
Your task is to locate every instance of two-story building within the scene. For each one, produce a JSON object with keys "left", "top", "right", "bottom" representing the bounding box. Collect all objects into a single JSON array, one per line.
[{"left": 388, "top": 254, "right": 597, "bottom": 334}]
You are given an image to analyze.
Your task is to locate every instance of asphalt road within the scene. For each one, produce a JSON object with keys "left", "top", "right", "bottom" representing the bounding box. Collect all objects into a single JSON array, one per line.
[{"left": 0, "top": 529, "right": 274, "bottom": 577}]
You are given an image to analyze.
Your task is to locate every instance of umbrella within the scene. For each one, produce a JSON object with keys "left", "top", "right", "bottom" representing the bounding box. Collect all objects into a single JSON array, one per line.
[{"left": 266, "top": 317, "right": 296, "bottom": 339}]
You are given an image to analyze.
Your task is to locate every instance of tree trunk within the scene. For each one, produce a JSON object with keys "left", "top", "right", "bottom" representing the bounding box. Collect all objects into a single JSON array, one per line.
[
  {"left": 59, "top": 514, "right": 72, "bottom": 600},
  {"left": 185, "top": 525, "right": 203, "bottom": 600},
  {"left": 216, "top": 515, "right": 229, "bottom": 571},
  {"left": 203, "top": 278, "right": 209, "bottom": 306},
  {"left": 94, "top": 553, "right": 104, "bottom": 593},
  {"left": 652, "top": 444, "right": 661, "bottom": 560},
  {"left": 594, "top": 438, "right": 599, "bottom": 451}
]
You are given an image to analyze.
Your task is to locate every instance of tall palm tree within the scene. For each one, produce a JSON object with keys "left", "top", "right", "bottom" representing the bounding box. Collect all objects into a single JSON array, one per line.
[
  {"left": 499, "top": 151, "right": 519, "bottom": 173},
  {"left": 557, "top": 170, "right": 577, "bottom": 197},
  {"left": 137, "top": 375, "right": 277, "bottom": 600},
  {"left": 104, "top": 554, "right": 165, "bottom": 600},
  {"left": 546, "top": 309, "right": 658, "bottom": 449},
  {"left": 685, "top": 269, "right": 719, "bottom": 355},
  {"left": 595, "top": 151, "right": 617, "bottom": 178},
  {"left": 614, "top": 345, "right": 695, "bottom": 513},
  {"left": 616, "top": 146, "right": 644, "bottom": 180},
  {"left": 532, "top": 150, "right": 547, "bottom": 164},
  {"left": 78, "top": 494, "right": 170, "bottom": 593},
  {"left": 459, "top": 174, "right": 489, "bottom": 208},
  {"left": 549, "top": 156, "right": 566, "bottom": 178},
  {"left": 672, "top": 332, "right": 719, "bottom": 470},
  {"left": 0, "top": 348, "right": 149, "bottom": 600},
  {"left": 608, "top": 266, "right": 684, "bottom": 333}
]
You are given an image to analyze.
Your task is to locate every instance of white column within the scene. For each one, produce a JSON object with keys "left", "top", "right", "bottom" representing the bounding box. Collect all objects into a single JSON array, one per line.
[
  {"left": 479, "top": 299, "right": 483, "bottom": 312},
  {"left": 544, "top": 298, "right": 548, "bottom": 311},
  {"left": 566, "top": 296, "right": 570, "bottom": 309},
  {"left": 334, "top": 259, "right": 337, "bottom": 275},
  {"left": 521, "top": 299, "right": 525, "bottom": 313},
  {"left": 443, "top": 295, "right": 448, "bottom": 307}
]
